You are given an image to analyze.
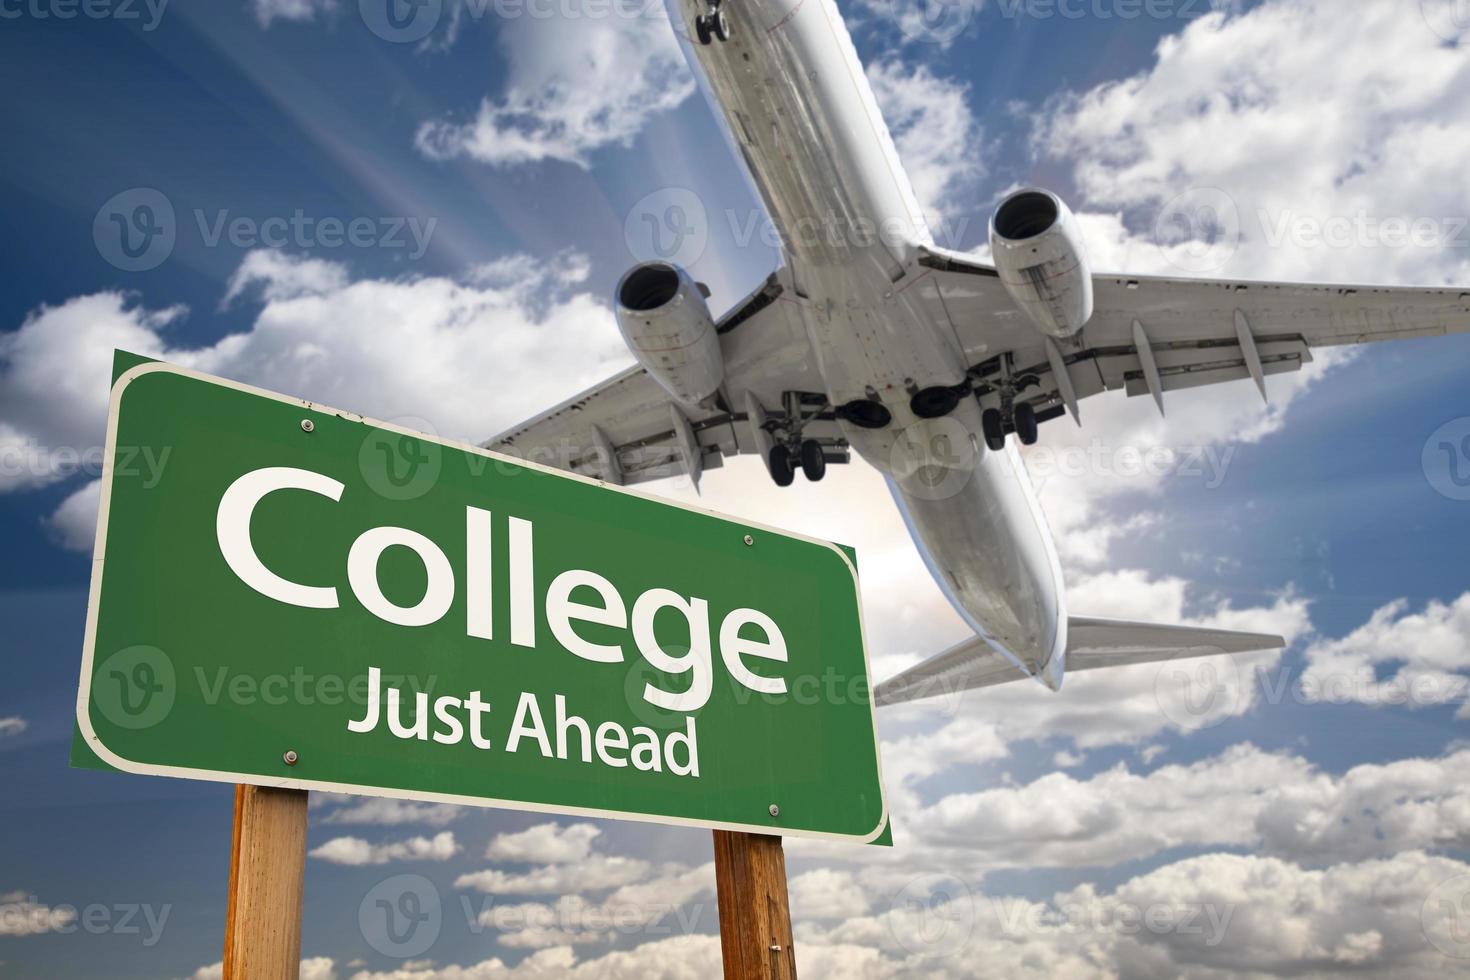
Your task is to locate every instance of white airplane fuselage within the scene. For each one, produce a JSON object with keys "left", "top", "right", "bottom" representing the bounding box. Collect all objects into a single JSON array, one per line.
[{"left": 665, "top": 0, "right": 1068, "bottom": 685}]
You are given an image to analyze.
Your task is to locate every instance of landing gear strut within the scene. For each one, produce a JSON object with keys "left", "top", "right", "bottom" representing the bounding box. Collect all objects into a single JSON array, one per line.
[
  {"left": 695, "top": 0, "right": 729, "bottom": 44},
  {"left": 764, "top": 392, "right": 835, "bottom": 486},
  {"left": 981, "top": 354, "right": 1041, "bottom": 450}
]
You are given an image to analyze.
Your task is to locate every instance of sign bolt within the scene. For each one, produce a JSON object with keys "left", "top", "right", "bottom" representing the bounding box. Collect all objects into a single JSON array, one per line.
[
  {"left": 768, "top": 803, "right": 780, "bottom": 817},
  {"left": 283, "top": 750, "right": 299, "bottom": 766},
  {"left": 300, "top": 419, "right": 315, "bottom": 433},
  {"left": 744, "top": 534, "right": 754, "bottom": 546}
]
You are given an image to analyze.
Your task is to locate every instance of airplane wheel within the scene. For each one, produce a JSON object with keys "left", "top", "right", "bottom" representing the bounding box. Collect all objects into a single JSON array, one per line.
[
  {"left": 1014, "top": 402, "right": 1039, "bottom": 446},
  {"left": 712, "top": 9, "right": 730, "bottom": 41},
  {"left": 769, "top": 445, "right": 795, "bottom": 487},
  {"left": 981, "top": 408, "right": 1006, "bottom": 452},
  {"left": 800, "top": 440, "right": 826, "bottom": 482},
  {"left": 695, "top": 15, "right": 712, "bottom": 44}
]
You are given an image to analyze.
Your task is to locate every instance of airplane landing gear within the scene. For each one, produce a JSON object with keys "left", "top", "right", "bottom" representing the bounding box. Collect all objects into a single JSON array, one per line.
[
  {"left": 768, "top": 445, "right": 795, "bottom": 487},
  {"left": 1013, "top": 402, "right": 1039, "bottom": 446},
  {"left": 763, "top": 392, "right": 839, "bottom": 486},
  {"left": 799, "top": 439, "right": 826, "bottom": 482},
  {"left": 979, "top": 353, "right": 1041, "bottom": 450},
  {"left": 982, "top": 403, "right": 1040, "bottom": 450},
  {"left": 695, "top": 2, "right": 729, "bottom": 44}
]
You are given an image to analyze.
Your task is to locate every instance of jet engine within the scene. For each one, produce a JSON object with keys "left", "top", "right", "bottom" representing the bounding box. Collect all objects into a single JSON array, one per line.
[
  {"left": 989, "top": 188, "right": 1094, "bottom": 339},
  {"left": 615, "top": 262, "right": 725, "bottom": 408}
]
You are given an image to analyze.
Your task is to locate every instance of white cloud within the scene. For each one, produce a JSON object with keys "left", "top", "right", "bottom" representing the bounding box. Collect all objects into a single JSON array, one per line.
[
  {"left": 867, "top": 59, "right": 983, "bottom": 226},
  {"left": 44, "top": 479, "right": 101, "bottom": 552},
  {"left": 0, "top": 718, "right": 26, "bottom": 737},
  {"left": 809, "top": 850, "right": 1470, "bottom": 979},
  {"left": 249, "top": 0, "right": 337, "bottom": 29},
  {"left": 0, "top": 294, "right": 185, "bottom": 493},
  {"left": 455, "top": 855, "right": 652, "bottom": 895},
  {"left": 308, "top": 831, "right": 458, "bottom": 865},
  {"left": 223, "top": 249, "right": 349, "bottom": 306},
  {"left": 415, "top": 5, "right": 693, "bottom": 168},
  {"left": 0, "top": 892, "right": 75, "bottom": 936},
  {"left": 0, "top": 250, "right": 630, "bottom": 549},
  {"left": 1038, "top": 0, "right": 1470, "bottom": 287},
  {"left": 789, "top": 868, "right": 873, "bottom": 921},
  {"left": 1302, "top": 593, "right": 1470, "bottom": 715},
  {"left": 314, "top": 795, "right": 463, "bottom": 828},
  {"left": 466, "top": 863, "right": 715, "bottom": 949},
  {"left": 484, "top": 822, "right": 602, "bottom": 864},
  {"left": 186, "top": 957, "right": 335, "bottom": 980}
]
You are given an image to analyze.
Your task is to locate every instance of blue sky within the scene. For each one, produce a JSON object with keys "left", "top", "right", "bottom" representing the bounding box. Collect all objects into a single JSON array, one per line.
[{"left": 4, "top": 0, "right": 1470, "bottom": 977}]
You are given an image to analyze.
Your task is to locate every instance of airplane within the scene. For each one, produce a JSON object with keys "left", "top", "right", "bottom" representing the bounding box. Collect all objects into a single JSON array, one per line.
[{"left": 486, "top": 0, "right": 1470, "bottom": 706}]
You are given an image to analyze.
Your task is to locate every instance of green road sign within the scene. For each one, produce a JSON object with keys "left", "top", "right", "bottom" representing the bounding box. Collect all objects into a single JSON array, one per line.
[{"left": 74, "top": 358, "right": 888, "bottom": 843}]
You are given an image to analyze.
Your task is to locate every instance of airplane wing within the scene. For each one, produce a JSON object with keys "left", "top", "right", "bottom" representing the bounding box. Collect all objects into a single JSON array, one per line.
[
  {"left": 915, "top": 245, "right": 1470, "bottom": 424},
  {"left": 485, "top": 271, "right": 839, "bottom": 487},
  {"left": 874, "top": 617, "right": 1284, "bottom": 707}
]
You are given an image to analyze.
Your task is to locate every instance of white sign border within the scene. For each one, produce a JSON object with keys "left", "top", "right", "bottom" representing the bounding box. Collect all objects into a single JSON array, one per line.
[{"left": 75, "top": 359, "right": 891, "bottom": 845}]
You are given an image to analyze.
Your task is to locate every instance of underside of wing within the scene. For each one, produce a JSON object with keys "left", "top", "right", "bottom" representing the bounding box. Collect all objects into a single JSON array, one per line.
[
  {"left": 486, "top": 271, "right": 842, "bottom": 487},
  {"left": 874, "top": 616, "right": 1284, "bottom": 707},
  {"left": 914, "top": 245, "right": 1470, "bottom": 427}
]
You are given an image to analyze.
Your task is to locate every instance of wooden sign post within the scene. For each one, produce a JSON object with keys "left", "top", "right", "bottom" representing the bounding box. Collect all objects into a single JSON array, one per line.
[
  {"left": 713, "top": 831, "right": 797, "bottom": 980},
  {"left": 223, "top": 785, "right": 310, "bottom": 979}
]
